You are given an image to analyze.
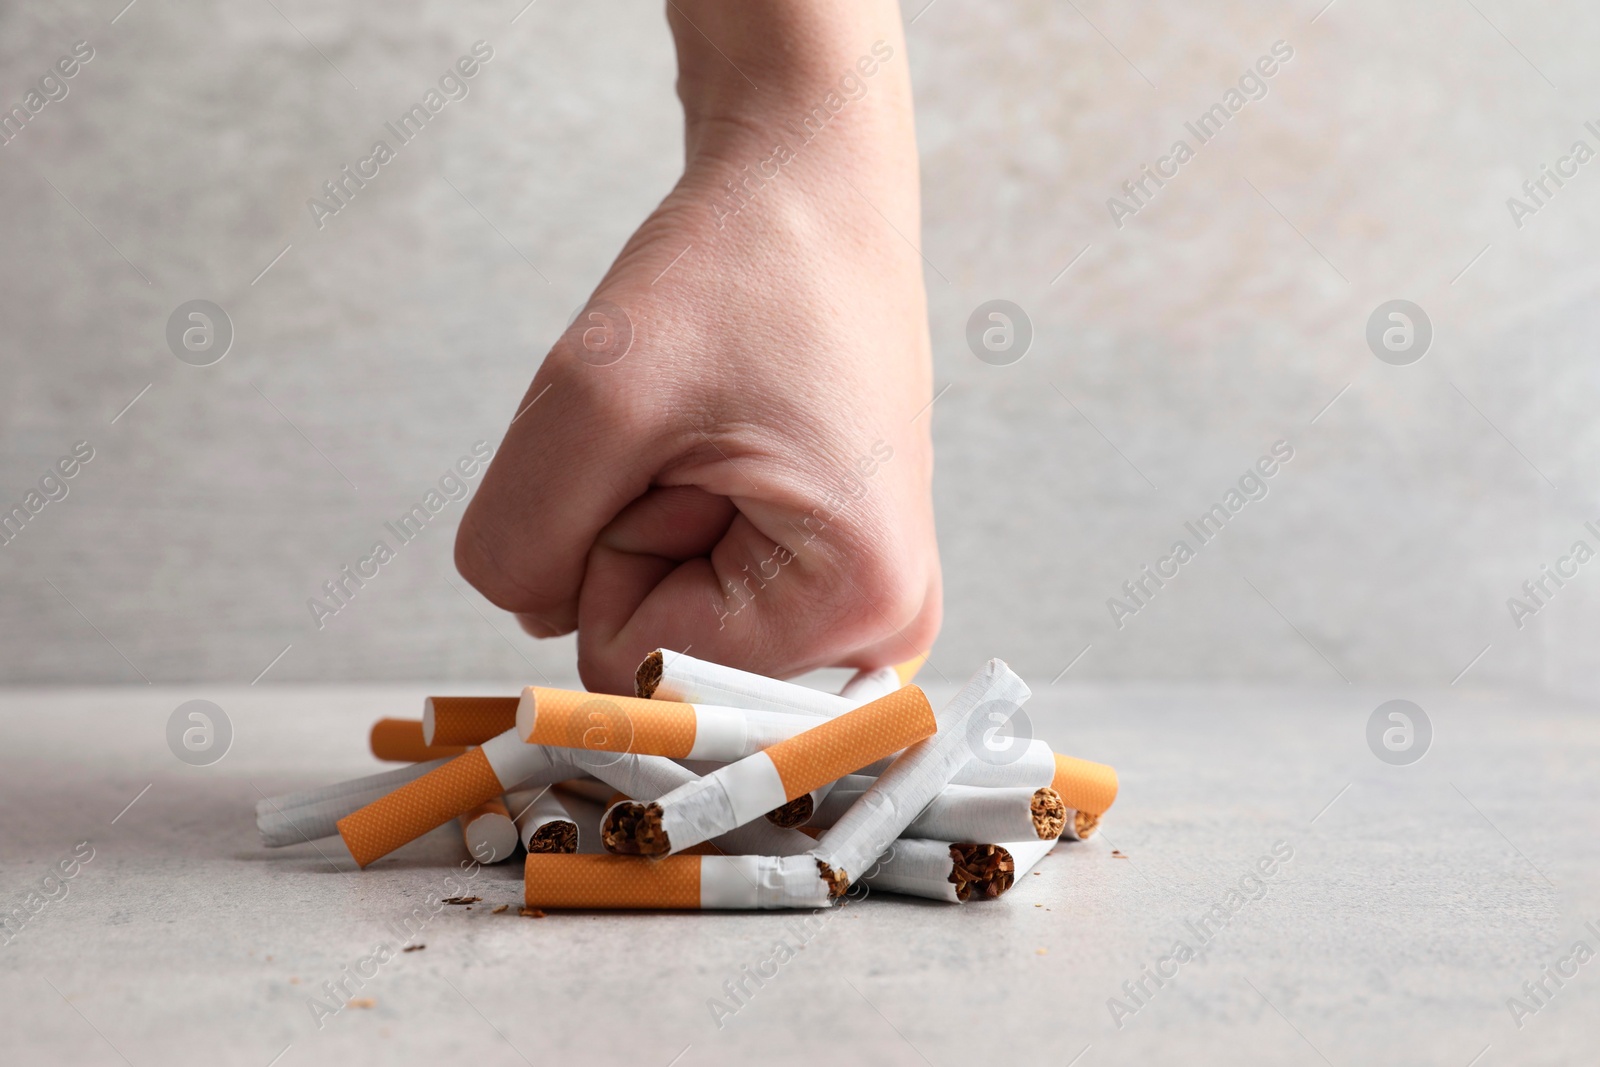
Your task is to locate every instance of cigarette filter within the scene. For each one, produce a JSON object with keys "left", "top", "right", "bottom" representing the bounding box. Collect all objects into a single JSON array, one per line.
[
  {"left": 602, "top": 686, "right": 936, "bottom": 856},
  {"left": 524, "top": 853, "right": 830, "bottom": 910},
  {"left": 516, "top": 686, "right": 825, "bottom": 762},
  {"left": 1049, "top": 753, "right": 1119, "bottom": 817},
  {"left": 422, "top": 696, "right": 519, "bottom": 745},
  {"left": 460, "top": 797, "right": 519, "bottom": 864},
  {"left": 808, "top": 783, "right": 1065, "bottom": 842},
  {"left": 810, "top": 659, "right": 1030, "bottom": 896},
  {"left": 506, "top": 787, "right": 579, "bottom": 854},
  {"left": 772, "top": 652, "right": 933, "bottom": 826},
  {"left": 337, "top": 730, "right": 579, "bottom": 868},
  {"left": 860, "top": 838, "right": 1019, "bottom": 903},
  {"left": 369, "top": 718, "right": 467, "bottom": 763},
  {"left": 256, "top": 760, "right": 450, "bottom": 848}
]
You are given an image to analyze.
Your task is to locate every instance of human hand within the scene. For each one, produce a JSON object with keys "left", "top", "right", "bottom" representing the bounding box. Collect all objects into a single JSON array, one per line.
[{"left": 455, "top": 0, "right": 940, "bottom": 694}]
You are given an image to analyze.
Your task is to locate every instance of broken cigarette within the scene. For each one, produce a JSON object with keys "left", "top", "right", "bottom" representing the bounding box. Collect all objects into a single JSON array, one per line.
[
  {"left": 370, "top": 718, "right": 467, "bottom": 763},
  {"left": 860, "top": 838, "right": 1018, "bottom": 903},
  {"left": 460, "top": 797, "right": 518, "bottom": 864},
  {"left": 601, "top": 686, "right": 936, "bottom": 857},
  {"left": 423, "top": 696, "right": 519, "bottom": 746},
  {"left": 636, "top": 649, "right": 855, "bottom": 717},
  {"left": 550, "top": 752, "right": 816, "bottom": 859},
  {"left": 516, "top": 686, "right": 826, "bottom": 762},
  {"left": 523, "top": 853, "right": 831, "bottom": 910},
  {"left": 808, "top": 782, "right": 1065, "bottom": 842},
  {"left": 336, "top": 730, "right": 580, "bottom": 868},
  {"left": 776, "top": 652, "right": 933, "bottom": 823},
  {"left": 506, "top": 787, "right": 578, "bottom": 854},
  {"left": 810, "top": 659, "right": 1031, "bottom": 897}
]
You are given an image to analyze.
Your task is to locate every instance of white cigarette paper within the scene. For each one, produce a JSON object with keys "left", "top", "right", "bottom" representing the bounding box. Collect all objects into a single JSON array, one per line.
[
  {"left": 602, "top": 687, "right": 935, "bottom": 857},
  {"left": 637, "top": 649, "right": 855, "bottom": 717},
  {"left": 808, "top": 782, "right": 1065, "bottom": 842},
  {"left": 860, "top": 838, "right": 1020, "bottom": 902},
  {"left": 523, "top": 853, "right": 830, "bottom": 910},
  {"left": 559, "top": 750, "right": 815, "bottom": 858},
  {"left": 506, "top": 787, "right": 578, "bottom": 853},
  {"left": 809, "top": 658, "right": 1031, "bottom": 896}
]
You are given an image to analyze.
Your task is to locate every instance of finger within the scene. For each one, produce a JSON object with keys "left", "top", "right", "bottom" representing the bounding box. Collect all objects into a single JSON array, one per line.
[
  {"left": 455, "top": 329, "right": 662, "bottom": 636},
  {"left": 576, "top": 500, "right": 939, "bottom": 692}
]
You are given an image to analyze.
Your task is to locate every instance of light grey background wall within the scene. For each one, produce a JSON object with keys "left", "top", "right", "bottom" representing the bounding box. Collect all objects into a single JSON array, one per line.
[{"left": 2, "top": 0, "right": 1597, "bottom": 691}]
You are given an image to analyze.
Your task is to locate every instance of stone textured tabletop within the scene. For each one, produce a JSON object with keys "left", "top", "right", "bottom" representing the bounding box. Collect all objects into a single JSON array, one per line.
[{"left": 1, "top": 682, "right": 1595, "bottom": 1066}]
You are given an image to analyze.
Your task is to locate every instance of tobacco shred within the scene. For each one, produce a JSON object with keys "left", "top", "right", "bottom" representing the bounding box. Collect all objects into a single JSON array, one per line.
[
  {"left": 492, "top": 905, "right": 509, "bottom": 914},
  {"left": 634, "top": 650, "right": 664, "bottom": 698},
  {"left": 817, "top": 859, "right": 850, "bottom": 899},
  {"left": 766, "top": 794, "right": 814, "bottom": 828},
  {"left": 519, "top": 907, "right": 546, "bottom": 918},
  {"left": 1031, "top": 787, "right": 1067, "bottom": 839},
  {"left": 441, "top": 896, "right": 481, "bottom": 905},
  {"left": 528, "top": 820, "right": 579, "bottom": 855},
  {"left": 947, "top": 844, "right": 1015, "bottom": 901},
  {"left": 601, "top": 802, "right": 670, "bottom": 856},
  {"left": 403, "top": 944, "right": 425, "bottom": 952}
]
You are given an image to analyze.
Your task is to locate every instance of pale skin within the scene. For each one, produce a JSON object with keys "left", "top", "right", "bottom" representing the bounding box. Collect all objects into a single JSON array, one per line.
[{"left": 455, "top": 0, "right": 941, "bottom": 694}]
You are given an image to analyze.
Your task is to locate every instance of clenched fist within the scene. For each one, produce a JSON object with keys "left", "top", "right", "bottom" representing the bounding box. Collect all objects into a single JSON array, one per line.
[{"left": 455, "top": 0, "right": 941, "bottom": 693}]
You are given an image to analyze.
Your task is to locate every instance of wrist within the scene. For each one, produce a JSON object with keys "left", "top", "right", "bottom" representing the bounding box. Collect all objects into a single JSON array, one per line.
[{"left": 668, "top": 1, "right": 915, "bottom": 165}]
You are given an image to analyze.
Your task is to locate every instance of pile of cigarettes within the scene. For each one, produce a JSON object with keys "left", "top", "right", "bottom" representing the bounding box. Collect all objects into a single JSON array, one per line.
[{"left": 256, "top": 652, "right": 1118, "bottom": 909}]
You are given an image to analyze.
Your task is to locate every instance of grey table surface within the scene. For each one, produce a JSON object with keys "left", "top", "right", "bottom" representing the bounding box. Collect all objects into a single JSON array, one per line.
[{"left": 0, "top": 681, "right": 1595, "bottom": 1066}]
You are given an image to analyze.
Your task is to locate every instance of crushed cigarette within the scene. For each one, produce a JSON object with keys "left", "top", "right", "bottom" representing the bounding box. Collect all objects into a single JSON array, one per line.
[
  {"left": 266, "top": 652, "right": 1119, "bottom": 913},
  {"left": 948, "top": 843, "right": 1015, "bottom": 901},
  {"left": 1031, "top": 788, "right": 1066, "bottom": 839},
  {"left": 601, "top": 802, "right": 668, "bottom": 855},
  {"left": 530, "top": 822, "right": 577, "bottom": 853},
  {"left": 766, "top": 794, "right": 814, "bottom": 828}
]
